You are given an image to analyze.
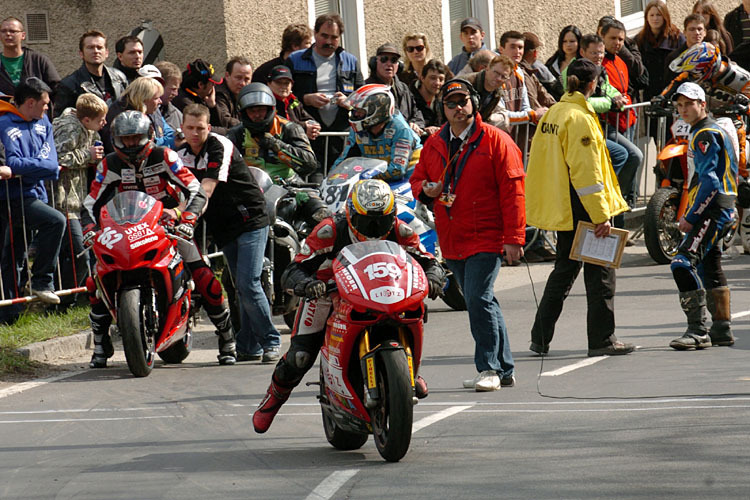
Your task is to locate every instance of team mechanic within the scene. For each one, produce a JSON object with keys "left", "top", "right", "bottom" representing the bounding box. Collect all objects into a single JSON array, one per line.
[
  {"left": 81, "top": 110, "right": 238, "bottom": 367},
  {"left": 332, "top": 84, "right": 422, "bottom": 181},
  {"left": 252, "top": 179, "right": 445, "bottom": 433}
]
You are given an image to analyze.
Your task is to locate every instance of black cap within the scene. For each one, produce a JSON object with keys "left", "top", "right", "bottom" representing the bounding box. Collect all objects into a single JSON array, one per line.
[
  {"left": 268, "top": 65, "right": 294, "bottom": 82},
  {"left": 567, "top": 58, "right": 600, "bottom": 84},
  {"left": 442, "top": 79, "right": 472, "bottom": 100},
  {"left": 460, "top": 17, "right": 483, "bottom": 32},
  {"left": 376, "top": 43, "right": 400, "bottom": 57},
  {"left": 184, "top": 59, "right": 223, "bottom": 85}
]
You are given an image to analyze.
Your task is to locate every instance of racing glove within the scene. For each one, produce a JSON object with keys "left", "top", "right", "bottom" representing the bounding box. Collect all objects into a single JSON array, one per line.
[
  {"left": 425, "top": 264, "right": 447, "bottom": 299},
  {"left": 176, "top": 211, "right": 197, "bottom": 240},
  {"left": 82, "top": 224, "right": 99, "bottom": 248},
  {"left": 295, "top": 279, "right": 327, "bottom": 299},
  {"left": 733, "top": 93, "right": 750, "bottom": 107}
]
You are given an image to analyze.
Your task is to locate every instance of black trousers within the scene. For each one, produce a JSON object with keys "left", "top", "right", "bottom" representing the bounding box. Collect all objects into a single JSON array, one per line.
[{"left": 530, "top": 227, "right": 617, "bottom": 350}]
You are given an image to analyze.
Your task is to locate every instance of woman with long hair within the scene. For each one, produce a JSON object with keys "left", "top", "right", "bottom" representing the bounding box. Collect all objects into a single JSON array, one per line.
[
  {"left": 636, "top": 0, "right": 685, "bottom": 100},
  {"left": 545, "top": 25, "right": 582, "bottom": 99},
  {"left": 399, "top": 32, "right": 432, "bottom": 86},
  {"left": 692, "top": 0, "right": 734, "bottom": 54}
]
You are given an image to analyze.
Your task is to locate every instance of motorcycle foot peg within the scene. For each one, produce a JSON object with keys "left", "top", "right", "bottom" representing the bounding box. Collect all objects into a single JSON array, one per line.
[{"left": 305, "top": 381, "right": 320, "bottom": 386}]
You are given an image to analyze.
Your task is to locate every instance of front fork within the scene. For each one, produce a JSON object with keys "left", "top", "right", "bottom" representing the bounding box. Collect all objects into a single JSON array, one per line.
[{"left": 358, "top": 327, "right": 416, "bottom": 408}]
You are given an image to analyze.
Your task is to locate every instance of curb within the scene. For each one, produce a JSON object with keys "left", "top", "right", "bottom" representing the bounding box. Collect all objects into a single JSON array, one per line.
[{"left": 15, "top": 331, "right": 93, "bottom": 362}]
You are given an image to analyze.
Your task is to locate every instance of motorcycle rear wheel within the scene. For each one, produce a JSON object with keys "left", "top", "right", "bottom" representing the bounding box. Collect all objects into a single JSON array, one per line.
[
  {"left": 119, "top": 288, "right": 155, "bottom": 377},
  {"left": 644, "top": 187, "right": 682, "bottom": 265},
  {"left": 319, "top": 367, "right": 368, "bottom": 450},
  {"left": 370, "top": 349, "right": 413, "bottom": 462}
]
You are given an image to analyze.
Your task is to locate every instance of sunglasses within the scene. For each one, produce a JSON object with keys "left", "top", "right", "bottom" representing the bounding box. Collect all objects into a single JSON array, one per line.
[
  {"left": 406, "top": 45, "right": 425, "bottom": 53},
  {"left": 444, "top": 98, "right": 469, "bottom": 109},
  {"left": 379, "top": 55, "right": 399, "bottom": 64}
]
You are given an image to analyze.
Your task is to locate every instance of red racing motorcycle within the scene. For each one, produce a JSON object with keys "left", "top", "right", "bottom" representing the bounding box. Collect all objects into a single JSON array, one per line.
[
  {"left": 310, "top": 240, "right": 427, "bottom": 462},
  {"left": 91, "top": 191, "right": 193, "bottom": 377}
]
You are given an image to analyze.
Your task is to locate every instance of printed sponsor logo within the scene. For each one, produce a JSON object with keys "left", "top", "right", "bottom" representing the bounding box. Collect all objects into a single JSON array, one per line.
[
  {"left": 125, "top": 222, "right": 156, "bottom": 242},
  {"left": 34, "top": 123, "right": 46, "bottom": 136},
  {"left": 39, "top": 142, "right": 51, "bottom": 159},
  {"left": 130, "top": 235, "right": 158, "bottom": 249},
  {"left": 142, "top": 163, "right": 166, "bottom": 176},
  {"left": 369, "top": 286, "right": 405, "bottom": 304},
  {"left": 121, "top": 168, "right": 136, "bottom": 183},
  {"left": 303, "top": 299, "right": 317, "bottom": 327},
  {"left": 7, "top": 127, "right": 21, "bottom": 141},
  {"left": 145, "top": 186, "right": 160, "bottom": 195},
  {"left": 143, "top": 175, "right": 160, "bottom": 186}
]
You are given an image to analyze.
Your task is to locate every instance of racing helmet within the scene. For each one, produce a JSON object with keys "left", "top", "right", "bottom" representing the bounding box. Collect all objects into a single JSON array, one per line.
[
  {"left": 346, "top": 84, "right": 395, "bottom": 133},
  {"left": 238, "top": 82, "right": 277, "bottom": 134},
  {"left": 111, "top": 110, "right": 154, "bottom": 165},
  {"left": 669, "top": 42, "right": 721, "bottom": 83},
  {"left": 345, "top": 179, "right": 397, "bottom": 241}
]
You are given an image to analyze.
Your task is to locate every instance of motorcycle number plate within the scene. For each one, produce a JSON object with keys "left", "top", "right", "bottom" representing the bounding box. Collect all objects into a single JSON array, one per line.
[{"left": 671, "top": 120, "right": 690, "bottom": 139}]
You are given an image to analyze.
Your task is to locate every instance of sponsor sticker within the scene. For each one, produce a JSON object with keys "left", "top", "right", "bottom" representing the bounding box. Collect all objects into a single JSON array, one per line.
[{"left": 121, "top": 168, "right": 136, "bottom": 183}]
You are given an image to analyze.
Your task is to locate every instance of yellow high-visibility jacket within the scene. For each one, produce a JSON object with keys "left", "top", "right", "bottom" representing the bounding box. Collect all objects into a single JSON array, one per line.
[{"left": 525, "top": 91, "right": 628, "bottom": 231}]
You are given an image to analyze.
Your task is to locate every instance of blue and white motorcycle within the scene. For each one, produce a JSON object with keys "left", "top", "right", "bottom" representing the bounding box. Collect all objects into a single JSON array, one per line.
[{"left": 320, "top": 158, "right": 466, "bottom": 311}]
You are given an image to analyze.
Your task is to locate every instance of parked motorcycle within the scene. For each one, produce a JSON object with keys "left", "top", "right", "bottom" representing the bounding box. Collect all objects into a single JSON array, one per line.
[
  {"left": 306, "top": 240, "right": 426, "bottom": 462},
  {"left": 644, "top": 104, "right": 740, "bottom": 264},
  {"left": 320, "top": 157, "right": 466, "bottom": 310},
  {"left": 91, "top": 191, "right": 193, "bottom": 377}
]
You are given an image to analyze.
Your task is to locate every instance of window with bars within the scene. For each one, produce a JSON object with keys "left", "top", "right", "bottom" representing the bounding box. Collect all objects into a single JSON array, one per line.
[
  {"left": 449, "top": 0, "right": 472, "bottom": 58},
  {"left": 616, "top": 0, "right": 646, "bottom": 32},
  {"left": 315, "top": 0, "right": 340, "bottom": 16},
  {"left": 620, "top": 0, "right": 644, "bottom": 17},
  {"left": 25, "top": 12, "right": 49, "bottom": 44}
]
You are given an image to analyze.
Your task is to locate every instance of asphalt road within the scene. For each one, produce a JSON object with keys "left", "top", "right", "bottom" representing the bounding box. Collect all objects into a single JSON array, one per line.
[{"left": 1, "top": 243, "right": 749, "bottom": 499}]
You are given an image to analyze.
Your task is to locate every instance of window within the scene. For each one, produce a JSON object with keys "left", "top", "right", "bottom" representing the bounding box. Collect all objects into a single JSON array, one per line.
[
  {"left": 441, "top": 0, "right": 495, "bottom": 63},
  {"left": 308, "top": 0, "right": 367, "bottom": 75},
  {"left": 25, "top": 12, "right": 49, "bottom": 44},
  {"left": 615, "top": 0, "right": 646, "bottom": 33}
]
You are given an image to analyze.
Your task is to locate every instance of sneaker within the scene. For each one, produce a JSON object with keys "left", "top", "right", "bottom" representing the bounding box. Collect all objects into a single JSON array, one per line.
[
  {"left": 669, "top": 333, "right": 711, "bottom": 350},
  {"left": 530, "top": 342, "right": 549, "bottom": 355},
  {"left": 462, "top": 372, "right": 481, "bottom": 389},
  {"left": 262, "top": 347, "right": 281, "bottom": 363},
  {"left": 236, "top": 351, "right": 263, "bottom": 362},
  {"left": 500, "top": 374, "right": 516, "bottom": 387},
  {"left": 414, "top": 375, "right": 429, "bottom": 399},
  {"left": 474, "top": 370, "right": 501, "bottom": 392},
  {"left": 32, "top": 289, "right": 60, "bottom": 305},
  {"left": 587, "top": 341, "right": 635, "bottom": 357}
]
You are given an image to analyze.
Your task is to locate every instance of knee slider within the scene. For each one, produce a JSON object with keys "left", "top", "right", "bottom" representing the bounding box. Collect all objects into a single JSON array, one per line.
[{"left": 191, "top": 264, "right": 224, "bottom": 307}]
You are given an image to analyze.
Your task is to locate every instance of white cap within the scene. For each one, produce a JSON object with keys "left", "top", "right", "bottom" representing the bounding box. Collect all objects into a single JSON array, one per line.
[
  {"left": 138, "top": 64, "right": 164, "bottom": 83},
  {"left": 672, "top": 82, "right": 705, "bottom": 102}
]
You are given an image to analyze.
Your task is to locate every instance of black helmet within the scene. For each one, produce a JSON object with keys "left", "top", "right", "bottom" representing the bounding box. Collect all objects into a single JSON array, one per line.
[
  {"left": 345, "top": 179, "right": 397, "bottom": 241},
  {"left": 238, "top": 82, "right": 277, "bottom": 134},
  {"left": 111, "top": 110, "right": 153, "bottom": 165}
]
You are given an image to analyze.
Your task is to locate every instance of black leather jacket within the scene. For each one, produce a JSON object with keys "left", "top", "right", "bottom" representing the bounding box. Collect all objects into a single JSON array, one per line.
[{"left": 55, "top": 63, "right": 127, "bottom": 117}]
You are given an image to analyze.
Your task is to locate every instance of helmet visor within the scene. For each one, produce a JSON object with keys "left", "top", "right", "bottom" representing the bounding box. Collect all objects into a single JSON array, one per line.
[
  {"left": 238, "top": 90, "right": 276, "bottom": 110},
  {"left": 349, "top": 211, "right": 395, "bottom": 239}
]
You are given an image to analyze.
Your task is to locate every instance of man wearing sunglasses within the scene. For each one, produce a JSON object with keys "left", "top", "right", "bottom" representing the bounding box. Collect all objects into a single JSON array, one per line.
[
  {"left": 365, "top": 43, "right": 425, "bottom": 134},
  {"left": 410, "top": 79, "right": 526, "bottom": 392}
]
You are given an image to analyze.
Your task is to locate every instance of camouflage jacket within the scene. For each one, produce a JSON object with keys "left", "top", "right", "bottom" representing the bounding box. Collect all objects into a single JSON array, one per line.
[{"left": 52, "top": 107, "right": 99, "bottom": 219}]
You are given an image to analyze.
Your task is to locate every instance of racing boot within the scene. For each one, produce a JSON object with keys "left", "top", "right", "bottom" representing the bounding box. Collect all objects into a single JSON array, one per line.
[
  {"left": 89, "top": 311, "right": 114, "bottom": 368},
  {"left": 670, "top": 289, "right": 711, "bottom": 350},
  {"left": 209, "top": 305, "right": 236, "bottom": 366},
  {"left": 415, "top": 374, "right": 429, "bottom": 399},
  {"left": 253, "top": 376, "right": 293, "bottom": 433},
  {"left": 707, "top": 287, "right": 735, "bottom": 346}
]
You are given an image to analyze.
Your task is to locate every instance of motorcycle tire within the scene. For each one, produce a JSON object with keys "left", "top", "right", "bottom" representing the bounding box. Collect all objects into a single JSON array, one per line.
[
  {"left": 158, "top": 330, "right": 192, "bottom": 364},
  {"left": 319, "top": 367, "right": 368, "bottom": 450},
  {"left": 370, "top": 349, "right": 413, "bottom": 462},
  {"left": 644, "top": 187, "right": 682, "bottom": 265},
  {"left": 119, "top": 288, "right": 155, "bottom": 377},
  {"left": 441, "top": 273, "right": 467, "bottom": 311}
]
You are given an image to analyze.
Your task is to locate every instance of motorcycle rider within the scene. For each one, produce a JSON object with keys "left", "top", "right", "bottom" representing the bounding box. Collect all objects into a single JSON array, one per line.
[
  {"left": 332, "top": 84, "right": 422, "bottom": 182},
  {"left": 252, "top": 179, "right": 446, "bottom": 433},
  {"left": 668, "top": 82, "right": 737, "bottom": 350},
  {"left": 81, "top": 110, "right": 238, "bottom": 367},
  {"left": 227, "top": 82, "right": 317, "bottom": 183}
]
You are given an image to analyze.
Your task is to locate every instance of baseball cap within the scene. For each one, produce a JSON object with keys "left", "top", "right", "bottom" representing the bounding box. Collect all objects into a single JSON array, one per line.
[
  {"left": 268, "top": 65, "right": 294, "bottom": 82},
  {"left": 442, "top": 79, "right": 472, "bottom": 100},
  {"left": 376, "top": 43, "right": 400, "bottom": 57},
  {"left": 138, "top": 64, "right": 165, "bottom": 84},
  {"left": 522, "top": 32, "right": 542, "bottom": 52},
  {"left": 567, "top": 58, "right": 600, "bottom": 85},
  {"left": 184, "top": 59, "right": 223, "bottom": 85},
  {"left": 672, "top": 82, "right": 706, "bottom": 102},
  {"left": 460, "top": 17, "right": 483, "bottom": 32}
]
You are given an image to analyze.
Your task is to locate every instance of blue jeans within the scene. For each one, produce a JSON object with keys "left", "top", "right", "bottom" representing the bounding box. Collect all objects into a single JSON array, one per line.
[
  {"left": 445, "top": 252, "right": 514, "bottom": 377},
  {"left": 606, "top": 128, "right": 642, "bottom": 203},
  {"left": 222, "top": 226, "right": 280, "bottom": 354}
]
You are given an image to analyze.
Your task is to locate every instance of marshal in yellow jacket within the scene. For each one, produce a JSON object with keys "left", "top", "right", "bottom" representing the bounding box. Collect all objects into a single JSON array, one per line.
[{"left": 525, "top": 91, "right": 629, "bottom": 231}]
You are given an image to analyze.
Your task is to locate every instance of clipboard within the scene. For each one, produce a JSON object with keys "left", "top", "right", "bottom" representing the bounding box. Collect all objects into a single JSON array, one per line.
[{"left": 569, "top": 221, "right": 629, "bottom": 269}]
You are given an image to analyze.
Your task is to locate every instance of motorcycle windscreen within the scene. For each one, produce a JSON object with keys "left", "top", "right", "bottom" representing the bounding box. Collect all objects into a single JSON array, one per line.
[
  {"left": 326, "top": 157, "right": 387, "bottom": 184},
  {"left": 105, "top": 191, "right": 159, "bottom": 225}
]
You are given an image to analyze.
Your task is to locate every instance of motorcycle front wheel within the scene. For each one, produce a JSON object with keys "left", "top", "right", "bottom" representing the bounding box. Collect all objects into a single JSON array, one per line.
[
  {"left": 644, "top": 187, "right": 682, "bottom": 264},
  {"left": 370, "top": 349, "right": 413, "bottom": 462},
  {"left": 119, "top": 288, "right": 155, "bottom": 377}
]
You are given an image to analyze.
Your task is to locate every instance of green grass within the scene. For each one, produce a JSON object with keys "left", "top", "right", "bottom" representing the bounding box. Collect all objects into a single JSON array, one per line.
[{"left": 0, "top": 305, "right": 90, "bottom": 377}]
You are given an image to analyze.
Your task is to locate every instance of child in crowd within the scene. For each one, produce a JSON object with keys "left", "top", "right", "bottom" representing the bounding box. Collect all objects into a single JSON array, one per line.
[{"left": 51, "top": 93, "right": 107, "bottom": 307}]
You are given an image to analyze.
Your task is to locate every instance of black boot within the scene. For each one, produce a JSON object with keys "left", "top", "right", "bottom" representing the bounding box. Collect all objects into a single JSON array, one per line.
[
  {"left": 89, "top": 311, "right": 114, "bottom": 368},
  {"left": 707, "top": 287, "right": 735, "bottom": 346},
  {"left": 209, "top": 304, "right": 236, "bottom": 365},
  {"left": 670, "top": 289, "right": 711, "bottom": 350}
]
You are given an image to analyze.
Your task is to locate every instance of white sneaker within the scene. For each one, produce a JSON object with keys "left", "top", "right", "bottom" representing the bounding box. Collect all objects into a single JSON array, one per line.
[
  {"left": 474, "top": 370, "right": 501, "bottom": 392},
  {"left": 32, "top": 289, "right": 60, "bottom": 305},
  {"left": 462, "top": 373, "right": 481, "bottom": 389}
]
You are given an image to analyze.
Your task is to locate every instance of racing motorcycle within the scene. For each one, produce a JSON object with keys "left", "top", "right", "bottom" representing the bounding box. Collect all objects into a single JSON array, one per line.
[
  {"left": 305, "top": 240, "right": 426, "bottom": 462},
  {"left": 90, "top": 191, "right": 193, "bottom": 377},
  {"left": 320, "top": 157, "right": 466, "bottom": 311},
  {"left": 644, "top": 104, "right": 741, "bottom": 264}
]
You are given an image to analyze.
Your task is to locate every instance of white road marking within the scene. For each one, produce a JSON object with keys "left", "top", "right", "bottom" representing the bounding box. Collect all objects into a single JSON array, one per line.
[
  {"left": 0, "top": 415, "right": 183, "bottom": 424},
  {"left": 412, "top": 405, "right": 472, "bottom": 433},
  {"left": 0, "top": 407, "right": 166, "bottom": 415},
  {"left": 540, "top": 357, "right": 606, "bottom": 376},
  {"left": 306, "top": 469, "right": 359, "bottom": 500},
  {"left": 463, "top": 404, "right": 750, "bottom": 413},
  {"left": 731, "top": 309, "right": 750, "bottom": 319},
  {"left": 0, "top": 371, "right": 82, "bottom": 400}
]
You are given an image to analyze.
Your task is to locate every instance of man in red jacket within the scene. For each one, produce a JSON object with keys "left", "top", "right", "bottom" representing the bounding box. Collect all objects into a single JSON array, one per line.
[{"left": 411, "top": 79, "right": 526, "bottom": 392}]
